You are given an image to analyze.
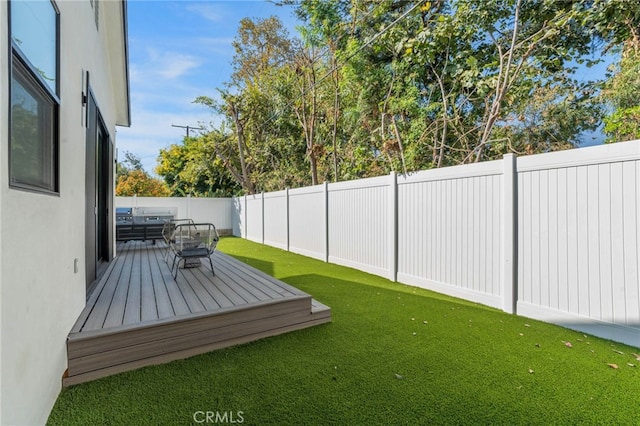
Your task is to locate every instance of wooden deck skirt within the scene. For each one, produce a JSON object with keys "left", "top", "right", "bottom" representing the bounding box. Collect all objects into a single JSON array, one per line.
[{"left": 65, "top": 241, "right": 331, "bottom": 386}]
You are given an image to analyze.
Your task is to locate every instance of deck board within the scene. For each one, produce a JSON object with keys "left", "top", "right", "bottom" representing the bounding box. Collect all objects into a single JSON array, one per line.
[
  {"left": 65, "top": 240, "right": 331, "bottom": 386},
  {"left": 140, "top": 246, "right": 158, "bottom": 321},
  {"left": 214, "top": 258, "right": 283, "bottom": 300},
  {"left": 150, "top": 243, "right": 190, "bottom": 316},
  {"left": 148, "top": 247, "right": 175, "bottom": 319},
  {"left": 124, "top": 246, "right": 142, "bottom": 325}
]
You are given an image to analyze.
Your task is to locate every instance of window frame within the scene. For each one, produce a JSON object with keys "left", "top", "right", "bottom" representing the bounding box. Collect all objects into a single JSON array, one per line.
[{"left": 7, "top": 0, "right": 61, "bottom": 195}]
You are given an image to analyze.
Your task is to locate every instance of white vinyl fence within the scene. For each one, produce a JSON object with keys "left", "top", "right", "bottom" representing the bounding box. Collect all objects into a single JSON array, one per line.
[
  {"left": 233, "top": 140, "right": 640, "bottom": 347},
  {"left": 115, "top": 196, "right": 234, "bottom": 234},
  {"left": 515, "top": 144, "right": 639, "bottom": 344}
]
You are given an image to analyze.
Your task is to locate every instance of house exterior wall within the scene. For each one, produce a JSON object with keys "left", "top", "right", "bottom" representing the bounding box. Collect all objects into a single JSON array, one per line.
[
  {"left": 0, "top": 5, "right": 6, "bottom": 424},
  {"left": 1, "top": 2, "right": 127, "bottom": 424}
]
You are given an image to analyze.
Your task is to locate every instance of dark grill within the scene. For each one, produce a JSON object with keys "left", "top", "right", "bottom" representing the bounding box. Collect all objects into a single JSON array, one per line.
[
  {"left": 116, "top": 207, "right": 176, "bottom": 243},
  {"left": 116, "top": 207, "right": 133, "bottom": 224}
]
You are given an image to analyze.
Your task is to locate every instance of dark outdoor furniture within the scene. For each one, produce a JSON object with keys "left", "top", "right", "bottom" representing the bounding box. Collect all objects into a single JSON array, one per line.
[
  {"left": 116, "top": 207, "right": 176, "bottom": 244},
  {"left": 162, "top": 218, "right": 195, "bottom": 261},
  {"left": 169, "top": 222, "right": 219, "bottom": 279}
]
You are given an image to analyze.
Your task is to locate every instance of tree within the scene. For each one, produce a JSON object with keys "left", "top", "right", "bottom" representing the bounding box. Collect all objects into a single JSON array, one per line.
[
  {"left": 116, "top": 151, "right": 143, "bottom": 181},
  {"left": 156, "top": 134, "right": 241, "bottom": 197},
  {"left": 290, "top": 46, "right": 323, "bottom": 185},
  {"left": 116, "top": 169, "right": 170, "bottom": 197},
  {"left": 593, "top": 0, "right": 640, "bottom": 142},
  {"left": 116, "top": 152, "right": 170, "bottom": 196},
  {"left": 291, "top": 0, "right": 605, "bottom": 169},
  {"left": 196, "top": 16, "right": 310, "bottom": 193},
  {"left": 183, "top": 0, "right": 632, "bottom": 194}
]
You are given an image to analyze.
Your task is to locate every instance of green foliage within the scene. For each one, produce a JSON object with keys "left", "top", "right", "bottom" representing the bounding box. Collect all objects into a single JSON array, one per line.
[
  {"left": 603, "top": 106, "right": 640, "bottom": 143},
  {"left": 184, "top": 1, "right": 637, "bottom": 193},
  {"left": 116, "top": 151, "right": 143, "bottom": 181},
  {"left": 601, "top": 48, "right": 640, "bottom": 142},
  {"left": 115, "top": 152, "right": 170, "bottom": 197},
  {"left": 115, "top": 169, "right": 170, "bottom": 197},
  {"left": 156, "top": 135, "right": 241, "bottom": 197}
]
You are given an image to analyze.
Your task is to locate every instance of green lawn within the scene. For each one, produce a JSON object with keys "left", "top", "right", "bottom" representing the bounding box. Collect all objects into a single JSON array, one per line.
[{"left": 49, "top": 237, "right": 640, "bottom": 425}]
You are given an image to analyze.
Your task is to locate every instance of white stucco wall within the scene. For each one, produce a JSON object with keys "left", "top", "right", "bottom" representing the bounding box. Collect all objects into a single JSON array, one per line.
[
  {"left": 0, "top": 4, "right": 6, "bottom": 424},
  {"left": 1, "top": 2, "right": 126, "bottom": 424}
]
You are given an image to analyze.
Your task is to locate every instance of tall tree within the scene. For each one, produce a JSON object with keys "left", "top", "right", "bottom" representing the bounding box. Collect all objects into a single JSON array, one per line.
[
  {"left": 184, "top": 0, "right": 633, "bottom": 194},
  {"left": 592, "top": 0, "right": 640, "bottom": 142},
  {"left": 196, "top": 16, "right": 307, "bottom": 193}
]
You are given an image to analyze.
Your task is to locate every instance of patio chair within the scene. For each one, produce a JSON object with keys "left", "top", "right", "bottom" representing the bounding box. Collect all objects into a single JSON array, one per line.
[
  {"left": 169, "top": 222, "right": 219, "bottom": 279},
  {"left": 162, "top": 218, "right": 195, "bottom": 261}
]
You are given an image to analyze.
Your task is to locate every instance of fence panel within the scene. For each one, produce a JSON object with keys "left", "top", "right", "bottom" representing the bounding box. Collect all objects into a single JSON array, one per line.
[
  {"left": 327, "top": 176, "right": 390, "bottom": 278},
  {"left": 396, "top": 161, "right": 505, "bottom": 309},
  {"left": 232, "top": 197, "right": 243, "bottom": 237},
  {"left": 516, "top": 142, "right": 640, "bottom": 345},
  {"left": 288, "top": 185, "right": 326, "bottom": 260},
  {"left": 263, "top": 190, "right": 288, "bottom": 250},
  {"left": 245, "top": 194, "right": 263, "bottom": 243},
  {"left": 188, "top": 198, "right": 233, "bottom": 231}
]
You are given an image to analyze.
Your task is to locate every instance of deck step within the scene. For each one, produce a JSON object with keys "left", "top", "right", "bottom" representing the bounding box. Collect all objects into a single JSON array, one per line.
[{"left": 65, "top": 241, "right": 331, "bottom": 386}]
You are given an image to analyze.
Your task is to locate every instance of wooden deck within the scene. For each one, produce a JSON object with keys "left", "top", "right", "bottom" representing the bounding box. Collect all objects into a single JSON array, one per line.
[{"left": 65, "top": 241, "right": 331, "bottom": 386}]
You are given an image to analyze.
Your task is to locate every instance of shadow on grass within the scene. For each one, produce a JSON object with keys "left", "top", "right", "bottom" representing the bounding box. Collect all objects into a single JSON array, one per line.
[
  {"left": 226, "top": 249, "right": 494, "bottom": 313},
  {"left": 222, "top": 253, "right": 275, "bottom": 277}
]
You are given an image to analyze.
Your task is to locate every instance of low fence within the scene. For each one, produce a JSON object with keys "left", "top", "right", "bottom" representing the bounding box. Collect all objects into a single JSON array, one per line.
[
  {"left": 234, "top": 140, "right": 640, "bottom": 347},
  {"left": 115, "top": 196, "right": 234, "bottom": 235}
]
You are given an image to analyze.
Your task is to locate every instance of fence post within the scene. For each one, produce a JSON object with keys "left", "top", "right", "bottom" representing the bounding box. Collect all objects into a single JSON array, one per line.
[
  {"left": 261, "top": 192, "right": 265, "bottom": 244},
  {"left": 502, "top": 153, "right": 518, "bottom": 314},
  {"left": 389, "top": 171, "right": 398, "bottom": 282},
  {"left": 186, "top": 194, "right": 191, "bottom": 220},
  {"left": 243, "top": 194, "right": 247, "bottom": 239},
  {"left": 324, "top": 181, "right": 329, "bottom": 262},
  {"left": 285, "top": 187, "right": 290, "bottom": 252}
]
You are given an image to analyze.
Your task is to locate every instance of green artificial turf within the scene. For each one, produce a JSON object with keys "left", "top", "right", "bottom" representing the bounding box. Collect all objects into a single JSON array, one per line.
[{"left": 49, "top": 237, "right": 640, "bottom": 425}]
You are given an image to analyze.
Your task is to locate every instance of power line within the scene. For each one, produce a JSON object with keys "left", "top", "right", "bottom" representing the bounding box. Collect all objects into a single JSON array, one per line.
[
  {"left": 261, "top": 0, "right": 427, "bottom": 129},
  {"left": 201, "top": 1, "right": 425, "bottom": 137},
  {"left": 171, "top": 123, "right": 204, "bottom": 138}
]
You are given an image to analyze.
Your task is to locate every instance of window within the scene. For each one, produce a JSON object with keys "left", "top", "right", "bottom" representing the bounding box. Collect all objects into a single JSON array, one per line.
[{"left": 9, "top": 0, "right": 59, "bottom": 194}]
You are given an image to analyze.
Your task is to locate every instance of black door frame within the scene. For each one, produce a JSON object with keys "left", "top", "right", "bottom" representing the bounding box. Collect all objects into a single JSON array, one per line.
[{"left": 85, "top": 83, "right": 114, "bottom": 295}]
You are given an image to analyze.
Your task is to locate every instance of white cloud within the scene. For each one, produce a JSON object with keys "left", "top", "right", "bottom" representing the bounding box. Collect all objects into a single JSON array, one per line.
[
  {"left": 146, "top": 49, "right": 201, "bottom": 80},
  {"left": 185, "top": 3, "right": 225, "bottom": 22},
  {"left": 116, "top": 107, "right": 224, "bottom": 174}
]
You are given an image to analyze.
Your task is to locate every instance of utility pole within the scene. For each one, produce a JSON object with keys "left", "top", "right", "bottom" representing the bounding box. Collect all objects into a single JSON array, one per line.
[{"left": 171, "top": 124, "right": 204, "bottom": 138}]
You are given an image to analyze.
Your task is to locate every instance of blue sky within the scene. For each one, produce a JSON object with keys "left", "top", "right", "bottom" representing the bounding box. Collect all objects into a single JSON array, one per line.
[{"left": 116, "top": 0, "right": 302, "bottom": 173}]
